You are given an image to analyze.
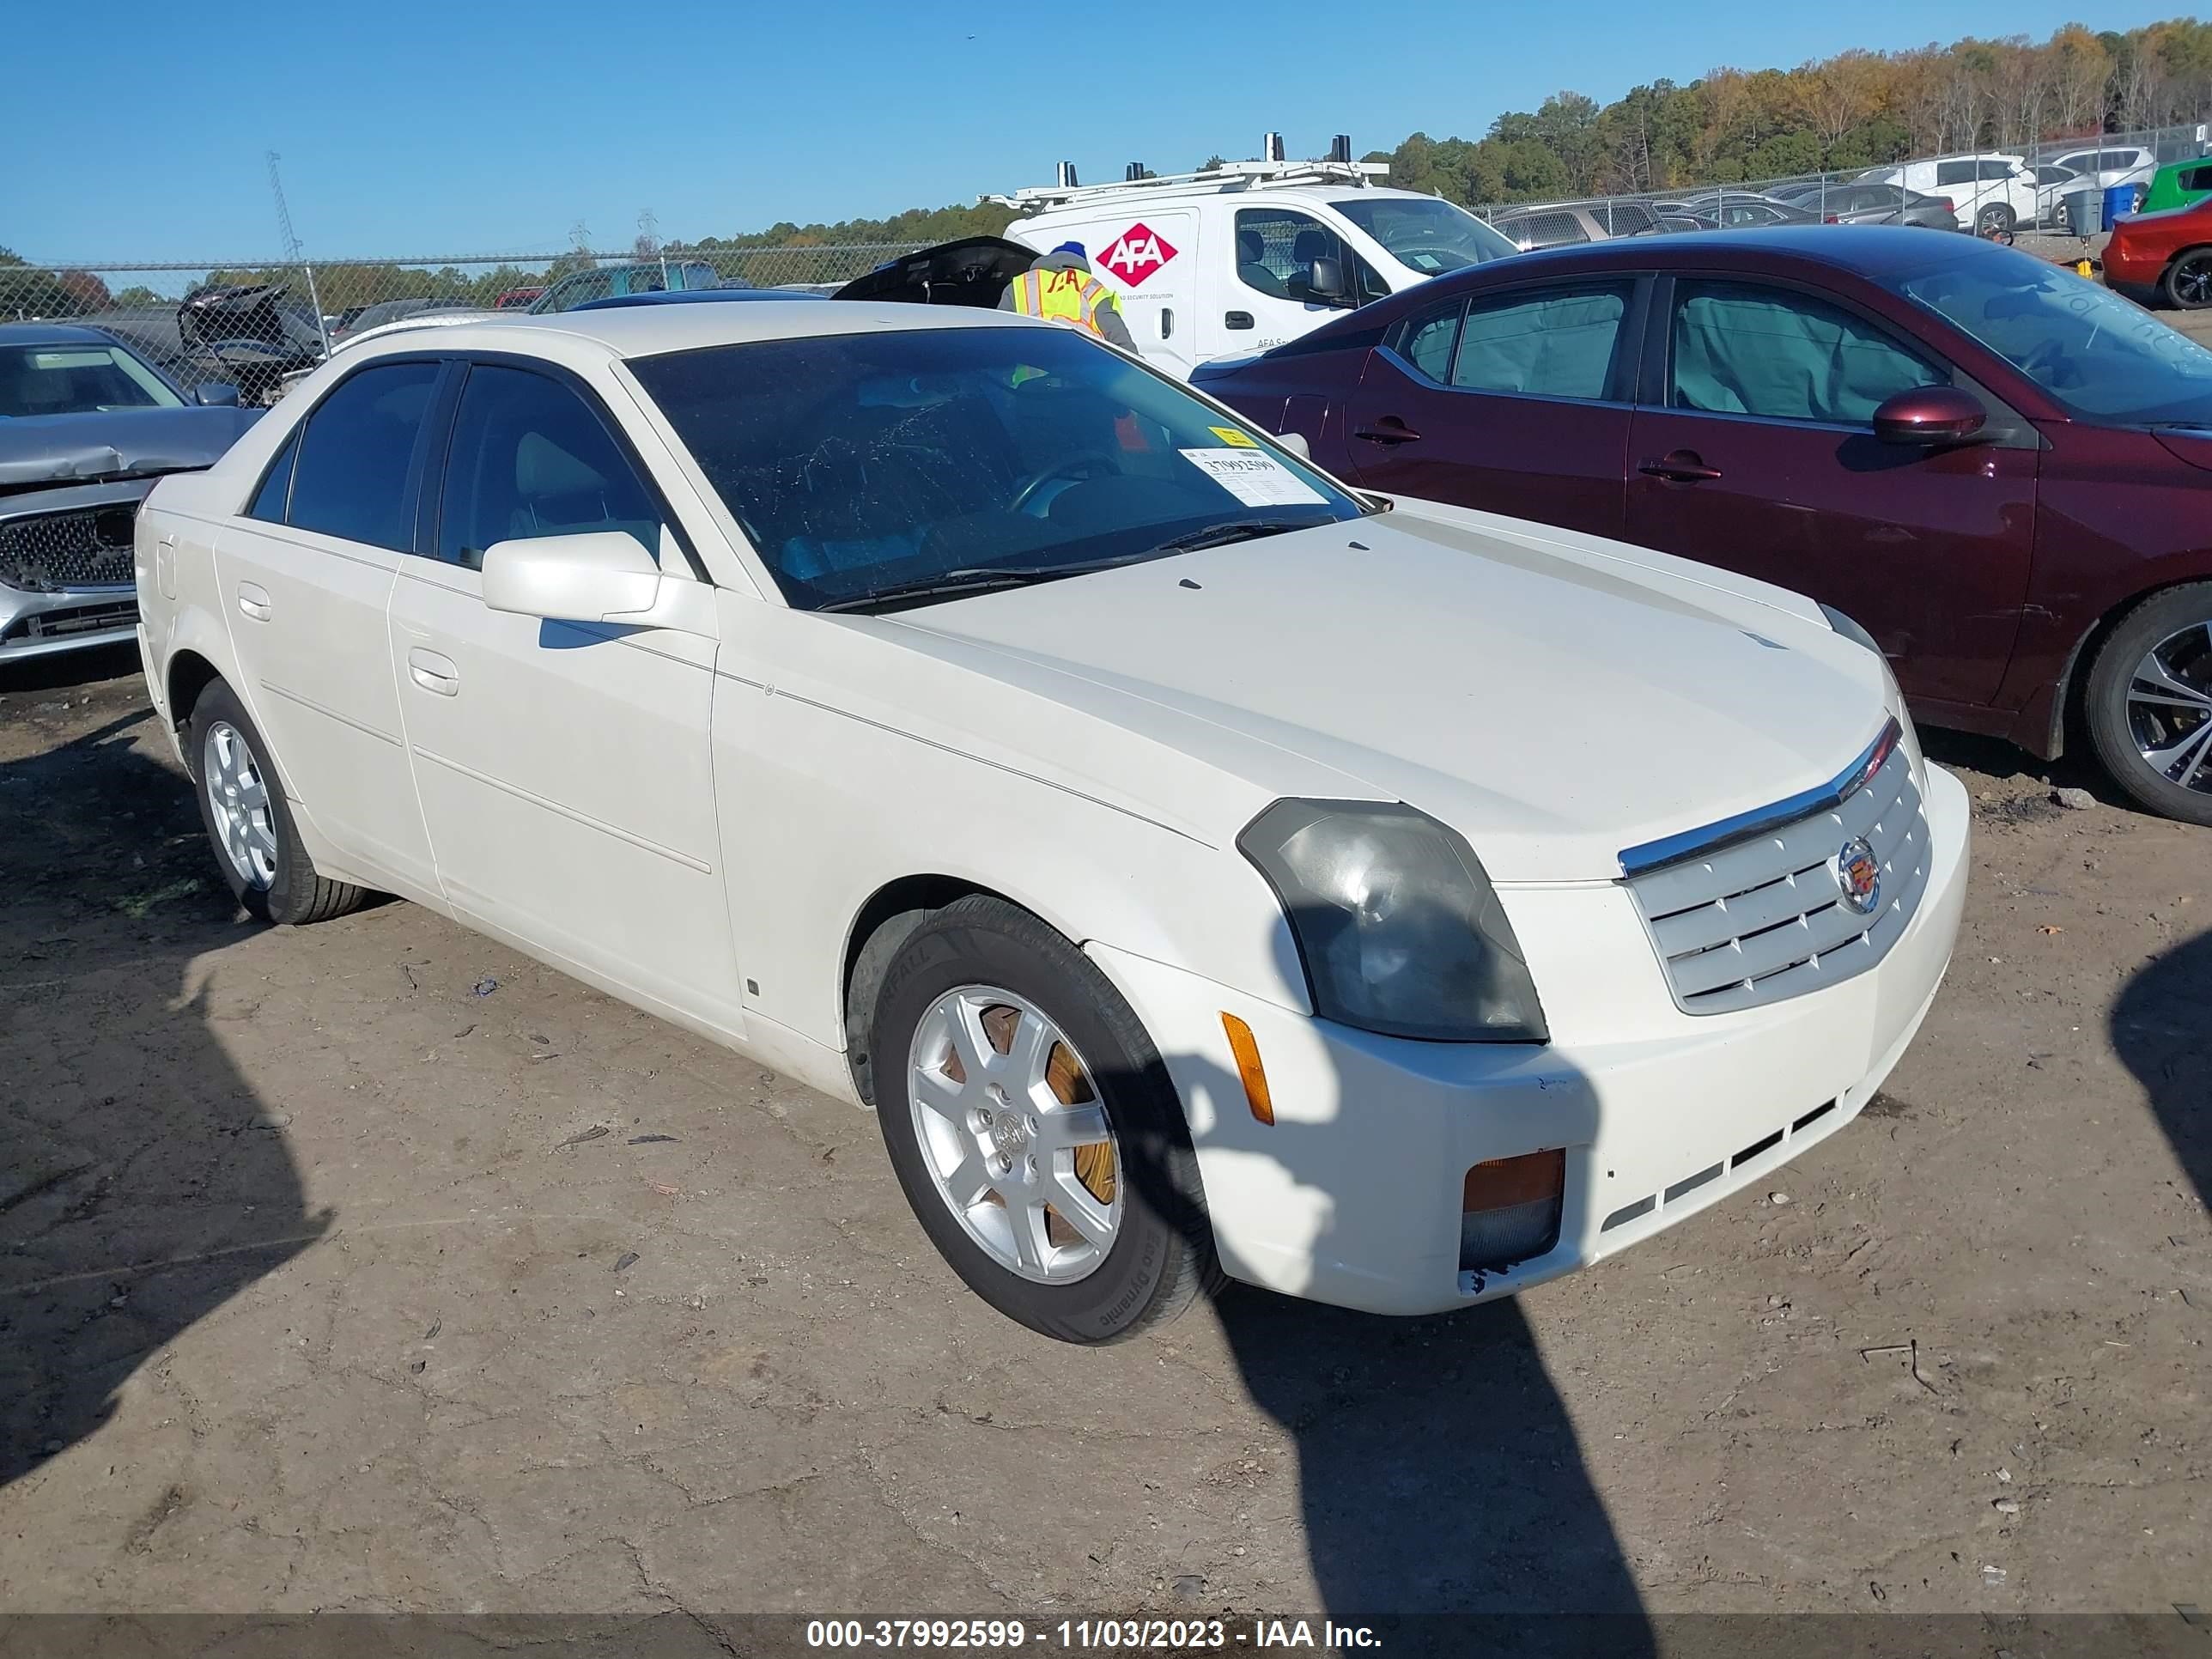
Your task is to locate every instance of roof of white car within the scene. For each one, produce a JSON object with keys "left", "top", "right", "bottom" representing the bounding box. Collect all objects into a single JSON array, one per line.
[{"left": 363, "top": 300, "right": 1024, "bottom": 364}]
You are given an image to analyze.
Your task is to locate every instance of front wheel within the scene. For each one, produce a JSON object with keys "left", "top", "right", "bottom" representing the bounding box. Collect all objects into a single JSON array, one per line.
[
  {"left": 869, "top": 896, "right": 1219, "bottom": 1343},
  {"left": 2082, "top": 583, "right": 2212, "bottom": 826},
  {"left": 186, "top": 678, "right": 367, "bottom": 923},
  {"left": 2163, "top": 248, "right": 2212, "bottom": 310}
]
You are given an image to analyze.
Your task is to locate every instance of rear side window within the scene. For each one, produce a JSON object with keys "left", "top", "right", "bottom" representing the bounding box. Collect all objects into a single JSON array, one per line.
[
  {"left": 1451, "top": 285, "right": 1630, "bottom": 401},
  {"left": 286, "top": 362, "right": 440, "bottom": 550},
  {"left": 2182, "top": 165, "right": 2212, "bottom": 191},
  {"left": 436, "top": 364, "right": 664, "bottom": 570},
  {"left": 1670, "top": 282, "right": 1944, "bottom": 426},
  {"left": 1977, "top": 160, "right": 2018, "bottom": 182},
  {"left": 246, "top": 433, "right": 297, "bottom": 524},
  {"left": 1398, "top": 303, "right": 1465, "bottom": 380}
]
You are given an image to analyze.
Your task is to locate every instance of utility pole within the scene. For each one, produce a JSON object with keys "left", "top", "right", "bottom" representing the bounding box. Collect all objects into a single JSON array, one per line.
[{"left": 266, "top": 149, "right": 331, "bottom": 355}]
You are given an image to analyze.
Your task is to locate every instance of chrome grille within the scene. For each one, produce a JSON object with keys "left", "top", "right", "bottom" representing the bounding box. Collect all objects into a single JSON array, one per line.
[
  {"left": 0, "top": 505, "right": 140, "bottom": 592},
  {"left": 1623, "top": 725, "right": 1929, "bottom": 1016}
]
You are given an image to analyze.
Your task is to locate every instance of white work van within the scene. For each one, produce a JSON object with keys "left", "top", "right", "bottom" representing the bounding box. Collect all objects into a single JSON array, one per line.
[{"left": 984, "top": 150, "right": 1522, "bottom": 376}]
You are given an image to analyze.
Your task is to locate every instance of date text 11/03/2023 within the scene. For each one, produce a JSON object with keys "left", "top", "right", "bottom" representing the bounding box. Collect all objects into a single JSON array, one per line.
[{"left": 805, "top": 1619, "right": 1384, "bottom": 1650}]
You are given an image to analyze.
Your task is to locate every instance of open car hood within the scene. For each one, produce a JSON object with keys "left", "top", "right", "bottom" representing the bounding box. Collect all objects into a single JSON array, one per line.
[
  {"left": 0, "top": 405, "right": 262, "bottom": 491},
  {"left": 831, "top": 237, "right": 1036, "bottom": 309}
]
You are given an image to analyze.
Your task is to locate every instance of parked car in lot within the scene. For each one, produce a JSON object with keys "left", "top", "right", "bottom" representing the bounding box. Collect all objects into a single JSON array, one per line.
[
  {"left": 1861, "top": 154, "right": 2037, "bottom": 235},
  {"left": 2143, "top": 155, "right": 2212, "bottom": 214},
  {"left": 1485, "top": 198, "right": 1662, "bottom": 250},
  {"left": 1656, "top": 191, "right": 1822, "bottom": 230},
  {"left": 332, "top": 297, "right": 479, "bottom": 343},
  {"left": 2045, "top": 143, "right": 2156, "bottom": 207},
  {"left": 2103, "top": 193, "right": 2212, "bottom": 310},
  {"left": 1193, "top": 227, "right": 2212, "bottom": 823},
  {"left": 0, "top": 323, "right": 254, "bottom": 662},
  {"left": 1769, "top": 179, "right": 1960, "bottom": 230},
  {"left": 133, "top": 301, "right": 1966, "bottom": 1340},
  {"left": 526, "top": 259, "right": 719, "bottom": 313},
  {"left": 494, "top": 285, "right": 546, "bottom": 310}
]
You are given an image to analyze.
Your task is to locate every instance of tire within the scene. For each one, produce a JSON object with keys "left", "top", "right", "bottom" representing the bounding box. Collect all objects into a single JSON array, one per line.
[
  {"left": 1976, "top": 201, "right": 2016, "bottom": 240},
  {"left": 869, "top": 895, "right": 1220, "bottom": 1344},
  {"left": 185, "top": 678, "right": 367, "bottom": 924},
  {"left": 2082, "top": 582, "right": 2212, "bottom": 827},
  {"left": 2162, "top": 248, "right": 2212, "bottom": 311}
]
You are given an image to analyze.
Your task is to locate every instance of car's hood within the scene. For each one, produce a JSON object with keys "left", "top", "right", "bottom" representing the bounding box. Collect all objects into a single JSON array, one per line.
[
  {"left": 0, "top": 405, "right": 261, "bottom": 491},
  {"left": 884, "top": 503, "right": 1893, "bottom": 882}
]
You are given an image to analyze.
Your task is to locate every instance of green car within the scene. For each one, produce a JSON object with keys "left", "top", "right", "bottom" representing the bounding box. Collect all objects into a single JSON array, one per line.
[{"left": 2142, "top": 157, "right": 2212, "bottom": 214}]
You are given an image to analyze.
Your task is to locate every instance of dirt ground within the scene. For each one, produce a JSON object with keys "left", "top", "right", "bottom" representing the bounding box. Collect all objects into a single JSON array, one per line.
[{"left": 1, "top": 645, "right": 2207, "bottom": 1637}]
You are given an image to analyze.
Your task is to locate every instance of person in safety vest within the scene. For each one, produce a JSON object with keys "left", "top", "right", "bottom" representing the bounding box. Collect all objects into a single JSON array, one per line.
[{"left": 998, "top": 241, "right": 1135, "bottom": 349}]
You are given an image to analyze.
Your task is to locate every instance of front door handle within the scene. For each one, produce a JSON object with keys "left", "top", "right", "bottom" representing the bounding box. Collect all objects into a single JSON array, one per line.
[
  {"left": 236, "top": 581, "right": 272, "bottom": 622},
  {"left": 1354, "top": 417, "right": 1422, "bottom": 446},
  {"left": 1224, "top": 311, "right": 1255, "bottom": 331},
  {"left": 1639, "top": 450, "right": 1723, "bottom": 483},
  {"left": 407, "top": 647, "right": 459, "bottom": 696}
]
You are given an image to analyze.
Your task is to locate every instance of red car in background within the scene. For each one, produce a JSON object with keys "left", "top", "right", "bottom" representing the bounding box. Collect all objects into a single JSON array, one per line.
[
  {"left": 2104, "top": 196, "right": 2212, "bottom": 309},
  {"left": 493, "top": 285, "right": 547, "bottom": 309},
  {"left": 1192, "top": 228, "right": 2212, "bottom": 823}
]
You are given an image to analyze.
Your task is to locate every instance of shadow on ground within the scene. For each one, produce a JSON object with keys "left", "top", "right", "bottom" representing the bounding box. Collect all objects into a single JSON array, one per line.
[
  {"left": 0, "top": 711, "right": 325, "bottom": 1487},
  {"left": 2112, "top": 926, "right": 2212, "bottom": 1213}
]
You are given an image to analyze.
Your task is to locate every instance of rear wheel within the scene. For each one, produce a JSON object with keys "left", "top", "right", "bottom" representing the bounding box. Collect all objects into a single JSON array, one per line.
[
  {"left": 1976, "top": 202, "right": 2016, "bottom": 240},
  {"left": 2083, "top": 584, "right": 2212, "bottom": 826},
  {"left": 186, "top": 678, "right": 366, "bottom": 924},
  {"left": 2162, "top": 249, "right": 2212, "bottom": 310},
  {"left": 869, "top": 896, "right": 1218, "bottom": 1344}
]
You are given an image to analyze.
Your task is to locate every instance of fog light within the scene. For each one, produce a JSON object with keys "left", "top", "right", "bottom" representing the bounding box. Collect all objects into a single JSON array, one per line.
[{"left": 1460, "top": 1149, "right": 1565, "bottom": 1272}]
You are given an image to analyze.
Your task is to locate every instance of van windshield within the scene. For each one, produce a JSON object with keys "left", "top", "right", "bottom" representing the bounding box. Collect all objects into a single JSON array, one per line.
[{"left": 1329, "top": 198, "right": 1520, "bottom": 275}]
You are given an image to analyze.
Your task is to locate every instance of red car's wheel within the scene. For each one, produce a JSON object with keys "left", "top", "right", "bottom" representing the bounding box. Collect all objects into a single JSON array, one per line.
[{"left": 2161, "top": 248, "right": 2212, "bottom": 310}]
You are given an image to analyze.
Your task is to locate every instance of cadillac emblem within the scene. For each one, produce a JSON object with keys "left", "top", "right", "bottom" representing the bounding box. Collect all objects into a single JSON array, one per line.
[{"left": 1836, "top": 836, "right": 1882, "bottom": 915}]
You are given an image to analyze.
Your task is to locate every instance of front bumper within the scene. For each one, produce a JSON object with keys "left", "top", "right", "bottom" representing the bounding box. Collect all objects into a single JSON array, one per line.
[
  {"left": 1089, "top": 763, "right": 1971, "bottom": 1316},
  {"left": 0, "top": 580, "right": 139, "bottom": 660}
]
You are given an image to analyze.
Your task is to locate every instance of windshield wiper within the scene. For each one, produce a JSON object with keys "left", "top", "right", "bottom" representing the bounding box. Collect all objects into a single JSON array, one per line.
[
  {"left": 815, "top": 567, "right": 1083, "bottom": 614},
  {"left": 1147, "top": 518, "right": 1313, "bottom": 555}
]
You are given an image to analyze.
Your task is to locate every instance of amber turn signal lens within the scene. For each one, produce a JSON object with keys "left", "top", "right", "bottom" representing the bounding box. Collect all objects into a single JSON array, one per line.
[
  {"left": 1463, "top": 1148, "right": 1565, "bottom": 1212},
  {"left": 1220, "top": 1012, "right": 1273, "bottom": 1126}
]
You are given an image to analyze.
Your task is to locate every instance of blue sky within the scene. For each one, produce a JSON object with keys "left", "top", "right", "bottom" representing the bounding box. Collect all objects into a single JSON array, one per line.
[{"left": 8, "top": 1, "right": 2193, "bottom": 261}]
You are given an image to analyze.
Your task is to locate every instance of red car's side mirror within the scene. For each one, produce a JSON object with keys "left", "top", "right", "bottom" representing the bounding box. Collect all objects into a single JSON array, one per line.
[{"left": 1873, "top": 385, "right": 1989, "bottom": 446}]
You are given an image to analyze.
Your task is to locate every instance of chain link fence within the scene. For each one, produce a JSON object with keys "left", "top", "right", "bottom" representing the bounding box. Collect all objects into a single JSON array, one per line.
[{"left": 0, "top": 245, "right": 924, "bottom": 403}]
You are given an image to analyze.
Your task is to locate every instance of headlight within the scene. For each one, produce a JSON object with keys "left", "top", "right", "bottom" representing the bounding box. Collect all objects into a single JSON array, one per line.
[{"left": 1238, "top": 799, "right": 1547, "bottom": 1042}]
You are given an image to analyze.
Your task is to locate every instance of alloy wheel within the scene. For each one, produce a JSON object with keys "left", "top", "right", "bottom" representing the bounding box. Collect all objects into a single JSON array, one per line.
[
  {"left": 202, "top": 720, "right": 279, "bottom": 890},
  {"left": 2127, "top": 621, "right": 2212, "bottom": 794},
  {"left": 2172, "top": 253, "right": 2212, "bottom": 308},
  {"left": 906, "top": 986, "right": 1121, "bottom": 1284}
]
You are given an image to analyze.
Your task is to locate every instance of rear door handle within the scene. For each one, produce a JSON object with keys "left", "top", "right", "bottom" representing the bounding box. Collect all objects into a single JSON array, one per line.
[
  {"left": 235, "top": 581, "right": 272, "bottom": 621},
  {"left": 1354, "top": 418, "right": 1421, "bottom": 446},
  {"left": 1639, "top": 451, "right": 1723, "bottom": 483},
  {"left": 407, "top": 647, "right": 459, "bottom": 696}
]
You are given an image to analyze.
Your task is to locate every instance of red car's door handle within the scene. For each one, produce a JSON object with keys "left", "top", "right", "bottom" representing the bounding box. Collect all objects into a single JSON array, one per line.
[
  {"left": 1354, "top": 418, "right": 1422, "bottom": 445},
  {"left": 1639, "top": 451, "right": 1723, "bottom": 483}
]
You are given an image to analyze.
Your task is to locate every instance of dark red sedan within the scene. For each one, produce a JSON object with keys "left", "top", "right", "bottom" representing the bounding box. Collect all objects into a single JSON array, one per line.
[{"left": 1193, "top": 228, "right": 2212, "bottom": 823}]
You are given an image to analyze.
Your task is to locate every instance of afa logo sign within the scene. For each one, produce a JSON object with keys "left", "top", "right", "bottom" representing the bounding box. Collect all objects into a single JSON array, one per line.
[{"left": 1098, "top": 222, "right": 1179, "bottom": 287}]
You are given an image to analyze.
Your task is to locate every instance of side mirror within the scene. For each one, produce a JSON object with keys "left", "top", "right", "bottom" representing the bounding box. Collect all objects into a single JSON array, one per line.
[
  {"left": 482, "top": 532, "right": 662, "bottom": 624},
  {"left": 195, "top": 382, "right": 240, "bottom": 407},
  {"left": 1274, "top": 431, "right": 1312, "bottom": 460},
  {"left": 1300, "top": 256, "right": 1352, "bottom": 307},
  {"left": 1873, "top": 385, "right": 1987, "bottom": 447}
]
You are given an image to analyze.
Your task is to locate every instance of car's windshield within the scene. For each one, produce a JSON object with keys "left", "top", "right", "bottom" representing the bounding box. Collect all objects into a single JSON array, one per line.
[
  {"left": 1899, "top": 246, "right": 2212, "bottom": 424},
  {"left": 1328, "top": 197, "right": 1520, "bottom": 274},
  {"left": 629, "top": 325, "right": 1365, "bottom": 611},
  {"left": 0, "top": 342, "right": 183, "bottom": 417}
]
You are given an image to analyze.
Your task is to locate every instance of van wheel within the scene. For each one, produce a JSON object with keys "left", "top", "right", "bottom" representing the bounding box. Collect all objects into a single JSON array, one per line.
[
  {"left": 186, "top": 678, "right": 366, "bottom": 924},
  {"left": 2163, "top": 249, "right": 2212, "bottom": 310},
  {"left": 2082, "top": 583, "right": 2212, "bottom": 826},
  {"left": 869, "top": 896, "right": 1219, "bottom": 1344}
]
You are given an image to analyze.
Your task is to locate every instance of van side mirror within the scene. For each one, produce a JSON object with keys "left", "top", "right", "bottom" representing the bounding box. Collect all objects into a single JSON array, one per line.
[
  {"left": 482, "top": 532, "right": 663, "bottom": 623},
  {"left": 1872, "top": 386, "right": 1988, "bottom": 447},
  {"left": 1297, "top": 257, "right": 1352, "bottom": 307}
]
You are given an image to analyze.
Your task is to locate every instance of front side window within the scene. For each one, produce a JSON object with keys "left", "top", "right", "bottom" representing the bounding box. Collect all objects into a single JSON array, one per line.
[
  {"left": 1231, "top": 209, "right": 1375, "bottom": 306},
  {"left": 1670, "top": 282, "right": 1943, "bottom": 425},
  {"left": 1936, "top": 161, "right": 1976, "bottom": 187},
  {"left": 1328, "top": 197, "right": 1518, "bottom": 276},
  {"left": 628, "top": 325, "right": 1364, "bottom": 612},
  {"left": 285, "top": 361, "right": 441, "bottom": 550},
  {"left": 1977, "top": 160, "right": 2020, "bottom": 182},
  {"left": 0, "top": 343, "right": 182, "bottom": 416},
  {"left": 1451, "top": 285, "right": 1630, "bottom": 401},
  {"left": 438, "top": 365, "right": 664, "bottom": 569},
  {"left": 1901, "top": 245, "right": 2212, "bottom": 423}
]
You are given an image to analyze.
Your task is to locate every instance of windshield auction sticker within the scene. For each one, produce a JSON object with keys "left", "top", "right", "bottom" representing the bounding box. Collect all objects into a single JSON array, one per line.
[{"left": 1180, "top": 448, "right": 1328, "bottom": 507}]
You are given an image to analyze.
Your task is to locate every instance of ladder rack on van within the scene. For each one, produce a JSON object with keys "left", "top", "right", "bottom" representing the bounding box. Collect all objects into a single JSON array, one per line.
[{"left": 981, "top": 157, "right": 1389, "bottom": 211}]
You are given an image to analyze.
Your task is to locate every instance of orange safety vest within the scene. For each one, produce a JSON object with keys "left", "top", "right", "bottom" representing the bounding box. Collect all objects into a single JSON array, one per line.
[{"left": 1008, "top": 265, "right": 1121, "bottom": 337}]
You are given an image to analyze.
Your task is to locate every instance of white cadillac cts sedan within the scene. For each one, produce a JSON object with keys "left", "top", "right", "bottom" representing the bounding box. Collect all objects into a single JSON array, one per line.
[{"left": 134, "top": 301, "right": 1969, "bottom": 1343}]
